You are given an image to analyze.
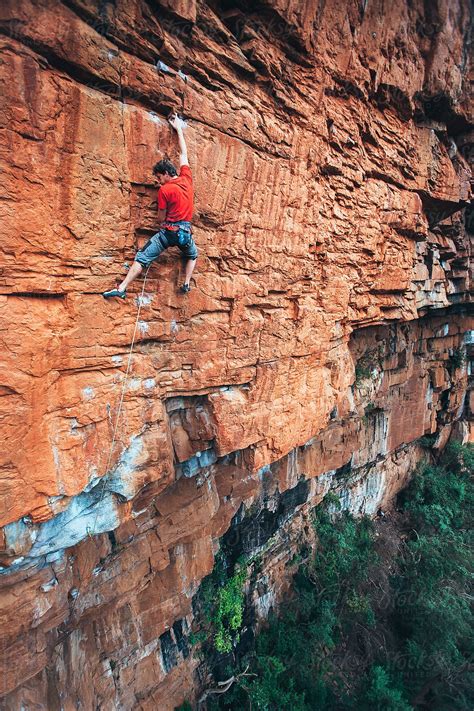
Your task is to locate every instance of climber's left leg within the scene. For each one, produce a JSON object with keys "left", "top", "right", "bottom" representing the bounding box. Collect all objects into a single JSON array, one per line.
[
  {"left": 178, "top": 231, "right": 198, "bottom": 293},
  {"left": 181, "top": 258, "right": 197, "bottom": 293},
  {"left": 118, "top": 260, "right": 143, "bottom": 292}
]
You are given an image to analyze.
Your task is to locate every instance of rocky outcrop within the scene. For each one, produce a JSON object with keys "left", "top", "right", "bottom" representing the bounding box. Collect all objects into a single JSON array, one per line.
[{"left": 0, "top": 0, "right": 472, "bottom": 708}]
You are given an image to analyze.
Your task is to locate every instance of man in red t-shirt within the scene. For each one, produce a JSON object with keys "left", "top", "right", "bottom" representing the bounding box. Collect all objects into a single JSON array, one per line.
[{"left": 103, "top": 115, "right": 198, "bottom": 299}]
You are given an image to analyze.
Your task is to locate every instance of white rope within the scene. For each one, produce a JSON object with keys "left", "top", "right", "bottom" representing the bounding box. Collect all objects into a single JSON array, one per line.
[{"left": 87, "top": 264, "right": 152, "bottom": 538}]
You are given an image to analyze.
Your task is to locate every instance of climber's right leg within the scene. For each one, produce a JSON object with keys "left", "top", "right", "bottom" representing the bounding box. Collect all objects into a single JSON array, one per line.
[
  {"left": 103, "top": 230, "right": 170, "bottom": 300},
  {"left": 103, "top": 261, "right": 142, "bottom": 299},
  {"left": 178, "top": 233, "right": 198, "bottom": 293},
  {"left": 119, "top": 260, "right": 143, "bottom": 292}
]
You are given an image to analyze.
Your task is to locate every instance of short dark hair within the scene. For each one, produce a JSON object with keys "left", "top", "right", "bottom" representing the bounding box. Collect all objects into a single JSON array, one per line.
[{"left": 153, "top": 159, "right": 177, "bottom": 176}]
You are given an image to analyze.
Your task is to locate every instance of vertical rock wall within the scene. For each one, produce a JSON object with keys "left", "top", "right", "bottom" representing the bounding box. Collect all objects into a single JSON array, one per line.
[{"left": 0, "top": 0, "right": 472, "bottom": 708}]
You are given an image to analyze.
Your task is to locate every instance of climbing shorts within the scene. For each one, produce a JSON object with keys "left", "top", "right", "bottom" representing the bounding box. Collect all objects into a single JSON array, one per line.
[{"left": 135, "top": 221, "right": 198, "bottom": 267}]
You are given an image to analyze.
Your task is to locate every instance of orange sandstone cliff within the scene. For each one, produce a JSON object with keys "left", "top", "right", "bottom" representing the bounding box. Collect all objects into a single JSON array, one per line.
[{"left": 0, "top": 0, "right": 473, "bottom": 708}]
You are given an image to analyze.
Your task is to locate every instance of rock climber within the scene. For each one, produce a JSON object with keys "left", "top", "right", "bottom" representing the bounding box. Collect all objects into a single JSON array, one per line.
[{"left": 103, "top": 114, "right": 197, "bottom": 299}]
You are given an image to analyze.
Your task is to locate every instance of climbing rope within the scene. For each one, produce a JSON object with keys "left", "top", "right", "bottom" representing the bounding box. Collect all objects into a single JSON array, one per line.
[
  {"left": 87, "top": 263, "right": 152, "bottom": 539},
  {"left": 85, "top": 44, "right": 168, "bottom": 539},
  {"left": 85, "top": 52, "right": 191, "bottom": 539}
]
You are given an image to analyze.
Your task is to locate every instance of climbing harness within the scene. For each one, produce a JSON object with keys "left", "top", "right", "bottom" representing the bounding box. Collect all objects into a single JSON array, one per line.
[{"left": 162, "top": 220, "right": 193, "bottom": 247}]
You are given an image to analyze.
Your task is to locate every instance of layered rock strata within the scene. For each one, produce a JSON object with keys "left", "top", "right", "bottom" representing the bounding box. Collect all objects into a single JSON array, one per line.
[{"left": 0, "top": 0, "right": 472, "bottom": 708}]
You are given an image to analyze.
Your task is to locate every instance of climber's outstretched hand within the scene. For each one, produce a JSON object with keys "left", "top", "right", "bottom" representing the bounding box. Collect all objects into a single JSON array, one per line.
[
  {"left": 169, "top": 114, "right": 189, "bottom": 166},
  {"left": 169, "top": 113, "right": 186, "bottom": 132}
]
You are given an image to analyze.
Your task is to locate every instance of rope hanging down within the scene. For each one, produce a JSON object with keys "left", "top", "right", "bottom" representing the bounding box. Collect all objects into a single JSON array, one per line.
[
  {"left": 86, "top": 48, "right": 191, "bottom": 539},
  {"left": 86, "top": 40, "right": 163, "bottom": 539},
  {"left": 87, "top": 263, "right": 152, "bottom": 539}
]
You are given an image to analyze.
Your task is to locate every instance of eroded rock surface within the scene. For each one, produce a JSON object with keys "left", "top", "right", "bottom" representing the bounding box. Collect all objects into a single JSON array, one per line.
[{"left": 0, "top": 0, "right": 472, "bottom": 708}]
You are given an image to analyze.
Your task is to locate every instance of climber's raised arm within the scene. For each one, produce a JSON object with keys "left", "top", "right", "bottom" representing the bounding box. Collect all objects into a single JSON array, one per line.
[{"left": 169, "top": 114, "right": 189, "bottom": 167}]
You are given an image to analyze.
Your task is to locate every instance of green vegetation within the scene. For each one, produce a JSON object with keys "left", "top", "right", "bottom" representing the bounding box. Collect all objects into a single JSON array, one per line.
[
  {"left": 449, "top": 346, "right": 467, "bottom": 371},
  {"left": 206, "top": 443, "right": 473, "bottom": 710},
  {"left": 355, "top": 363, "right": 373, "bottom": 384},
  {"left": 213, "top": 565, "right": 247, "bottom": 653},
  {"left": 354, "top": 346, "right": 383, "bottom": 386},
  {"left": 392, "top": 442, "right": 474, "bottom": 709},
  {"left": 195, "top": 553, "right": 248, "bottom": 654},
  {"left": 418, "top": 434, "right": 436, "bottom": 449}
]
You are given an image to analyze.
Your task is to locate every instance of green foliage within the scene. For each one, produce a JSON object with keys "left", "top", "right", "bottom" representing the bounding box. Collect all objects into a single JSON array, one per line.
[
  {"left": 399, "top": 442, "right": 473, "bottom": 528},
  {"left": 449, "top": 346, "right": 467, "bottom": 371},
  {"left": 215, "top": 500, "right": 380, "bottom": 709},
  {"left": 310, "top": 502, "right": 378, "bottom": 599},
  {"left": 391, "top": 443, "right": 474, "bottom": 707},
  {"left": 194, "top": 554, "right": 248, "bottom": 655},
  {"left": 239, "top": 656, "right": 308, "bottom": 711},
  {"left": 355, "top": 363, "right": 373, "bottom": 383},
  {"left": 188, "top": 630, "right": 206, "bottom": 646},
  {"left": 354, "top": 347, "right": 383, "bottom": 386},
  {"left": 175, "top": 703, "right": 193, "bottom": 711},
  {"left": 418, "top": 434, "right": 436, "bottom": 449},
  {"left": 208, "top": 444, "right": 474, "bottom": 711},
  {"left": 214, "top": 565, "right": 247, "bottom": 653},
  {"left": 346, "top": 590, "right": 376, "bottom": 626},
  {"left": 440, "top": 440, "right": 474, "bottom": 478},
  {"left": 357, "top": 666, "right": 412, "bottom": 711}
]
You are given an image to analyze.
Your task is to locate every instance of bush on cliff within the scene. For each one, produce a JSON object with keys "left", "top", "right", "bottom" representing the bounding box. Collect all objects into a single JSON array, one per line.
[
  {"left": 207, "top": 443, "right": 473, "bottom": 711},
  {"left": 192, "top": 553, "right": 247, "bottom": 655}
]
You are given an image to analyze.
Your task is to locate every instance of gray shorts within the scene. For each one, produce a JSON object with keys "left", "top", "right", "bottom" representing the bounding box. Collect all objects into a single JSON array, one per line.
[{"left": 135, "top": 223, "right": 198, "bottom": 267}]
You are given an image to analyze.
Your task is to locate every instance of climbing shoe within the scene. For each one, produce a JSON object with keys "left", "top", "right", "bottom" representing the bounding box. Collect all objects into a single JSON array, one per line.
[
  {"left": 103, "top": 288, "right": 126, "bottom": 299},
  {"left": 180, "top": 283, "right": 191, "bottom": 294}
]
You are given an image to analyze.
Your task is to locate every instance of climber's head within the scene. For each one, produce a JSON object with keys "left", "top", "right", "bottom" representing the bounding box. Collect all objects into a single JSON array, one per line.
[{"left": 153, "top": 159, "right": 178, "bottom": 185}]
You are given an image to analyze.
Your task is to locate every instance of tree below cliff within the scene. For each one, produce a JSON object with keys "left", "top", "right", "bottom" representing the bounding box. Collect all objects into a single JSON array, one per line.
[{"left": 200, "top": 443, "right": 474, "bottom": 711}]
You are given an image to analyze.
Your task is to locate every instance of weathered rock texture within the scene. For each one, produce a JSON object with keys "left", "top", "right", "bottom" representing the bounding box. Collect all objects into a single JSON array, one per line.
[{"left": 0, "top": 0, "right": 472, "bottom": 708}]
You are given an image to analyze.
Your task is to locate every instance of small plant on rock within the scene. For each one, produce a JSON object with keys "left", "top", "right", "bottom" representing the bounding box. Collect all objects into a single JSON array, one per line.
[
  {"left": 194, "top": 553, "right": 248, "bottom": 655},
  {"left": 449, "top": 346, "right": 467, "bottom": 371},
  {"left": 214, "top": 564, "right": 247, "bottom": 653}
]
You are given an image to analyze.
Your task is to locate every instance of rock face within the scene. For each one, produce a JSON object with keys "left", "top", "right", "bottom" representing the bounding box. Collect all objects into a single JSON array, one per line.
[{"left": 0, "top": 0, "right": 472, "bottom": 708}]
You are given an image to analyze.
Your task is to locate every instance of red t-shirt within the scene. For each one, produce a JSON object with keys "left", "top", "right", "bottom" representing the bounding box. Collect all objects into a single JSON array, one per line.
[{"left": 158, "top": 165, "right": 193, "bottom": 222}]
